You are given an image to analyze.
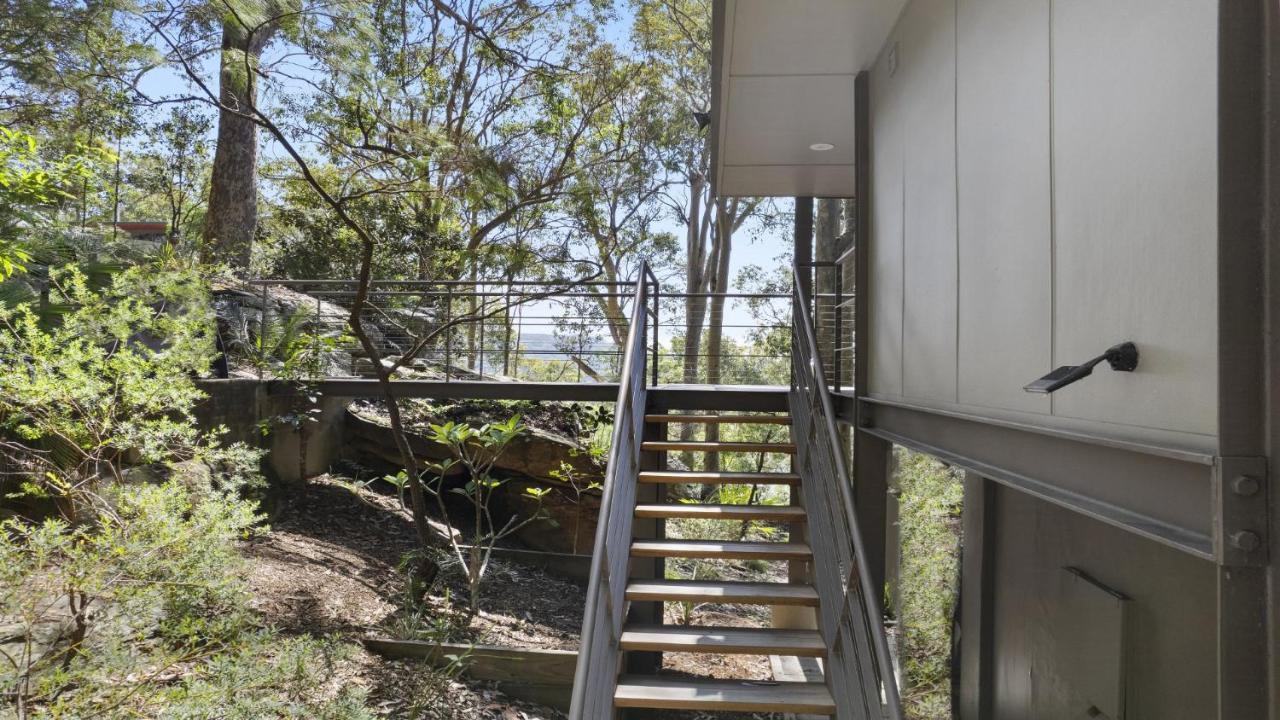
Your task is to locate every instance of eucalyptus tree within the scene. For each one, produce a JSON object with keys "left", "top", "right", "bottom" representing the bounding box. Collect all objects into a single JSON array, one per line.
[
  {"left": 558, "top": 41, "right": 679, "bottom": 350},
  {"left": 201, "top": 0, "right": 294, "bottom": 266},
  {"left": 136, "top": 0, "right": 633, "bottom": 578},
  {"left": 631, "top": 0, "right": 768, "bottom": 392}
]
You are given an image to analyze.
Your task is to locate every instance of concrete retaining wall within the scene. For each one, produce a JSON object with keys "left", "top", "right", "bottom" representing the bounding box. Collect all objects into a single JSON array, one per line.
[{"left": 192, "top": 379, "right": 348, "bottom": 485}]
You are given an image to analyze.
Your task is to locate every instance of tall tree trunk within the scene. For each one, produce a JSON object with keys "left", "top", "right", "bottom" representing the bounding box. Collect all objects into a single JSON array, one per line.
[
  {"left": 681, "top": 172, "right": 709, "bottom": 388},
  {"left": 705, "top": 198, "right": 735, "bottom": 386},
  {"left": 202, "top": 22, "right": 275, "bottom": 268},
  {"left": 704, "top": 197, "right": 735, "bottom": 473},
  {"left": 679, "top": 172, "right": 711, "bottom": 469}
]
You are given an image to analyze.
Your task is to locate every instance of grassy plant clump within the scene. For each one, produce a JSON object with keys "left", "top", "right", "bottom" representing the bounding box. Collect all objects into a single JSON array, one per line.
[
  {"left": 1, "top": 480, "right": 373, "bottom": 718},
  {"left": 894, "top": 448, "right": 965, "bottom": 720}
]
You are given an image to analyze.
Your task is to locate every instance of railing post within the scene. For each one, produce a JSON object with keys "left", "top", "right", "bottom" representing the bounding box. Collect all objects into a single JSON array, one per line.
[
  {"left": 259, "top": 281, "right": 269, "bottom": 380},
  {"left": 834, "top": 263, "right": 843, "bottom": 391},
  {"left": 313, "top": 294, "right": 322, "bottom": 381},
  {"left": 479, "top": 293, "right": 486, "bottom": 379},
  {"left": 651, "top": 279, "right": 660, "bottom": 386},
  {"left": 444, "top": 285, "right": 452, "bottom": 382},
  {"left": 502, "top": 283, "right": 512, "bottom": 378}
]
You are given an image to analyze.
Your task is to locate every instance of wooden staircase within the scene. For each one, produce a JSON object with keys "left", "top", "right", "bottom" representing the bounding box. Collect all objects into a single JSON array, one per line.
[
  {"left": 572, "top": 263, "right": 900, "bottom": 720},
  {"left": 610, "top": 411, "right": 836, "bottom": 716}
]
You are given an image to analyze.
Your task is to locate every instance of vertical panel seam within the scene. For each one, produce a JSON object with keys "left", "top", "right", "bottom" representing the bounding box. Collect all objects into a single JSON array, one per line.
[
  {"left": 954, "top": 0, "right": 962, "bottom": 405},
  {"left": 900, "top": 90, "right": 907, "bottom": 398},
  {"left": 897, "top": 32, "right": 907, "bottom": 398},
  {"left": 1048, "top": 0, "right": 1057, "bottom": 418}
]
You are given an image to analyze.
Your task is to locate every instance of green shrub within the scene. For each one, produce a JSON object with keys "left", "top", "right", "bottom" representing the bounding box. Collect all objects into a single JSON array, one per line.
[
  {"left": 421, "top": 416, "right": 547, "bottom": 615},
  {"left": 0, "top": 262, "right": 260, "bottom": 510},
  {"left": 0, "top": 261, "right": 374, "bottom": 718},
  {"left": 0, "top": 480, "right": 372, "bottom": 718},
  {"left": 894, "top": 448, "right": 964, "bottom": 720}
]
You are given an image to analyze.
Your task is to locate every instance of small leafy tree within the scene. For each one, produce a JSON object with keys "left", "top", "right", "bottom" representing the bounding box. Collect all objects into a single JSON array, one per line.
[
  {"left": 549, "top": 450, "right": 602, "bottom": 554},
  {"left": 125, "top": 105, "right": 213, "bottom": 249},
  {"left": 422, "top": 416, "right": 549, "bottom": 615}
]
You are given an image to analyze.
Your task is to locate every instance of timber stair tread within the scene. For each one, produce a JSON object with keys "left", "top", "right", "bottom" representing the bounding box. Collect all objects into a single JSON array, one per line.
[
  {"left": 634, "top": 503, "right": 806, "bottom": 521},
  {"left": 614, "top": 675, "right": 836, "bottom": 713},
  {"left": 638, "top": 470, "right": 801, "bottom": 485},
  {"left": 645, "top": 413, "right": 792, "bottom": 425},
  {"left": 625, "top": 579, "right": 819, "bottom": 606},
  {"left": 619, "top": 625, "right": 825, "bottom": 656},
  {"left": 642, "top": 440, "right": 796, "bottom": 454},
  {"left": 631, "top": 539, "right": 812, "bottom": 560}
]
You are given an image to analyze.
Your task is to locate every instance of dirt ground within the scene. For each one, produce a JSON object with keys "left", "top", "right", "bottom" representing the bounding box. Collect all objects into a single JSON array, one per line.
[
  {"left": 242, "top": 475, "right": 573, "bottom": 718},
  {"left": 241, "top": 475, "right": 793, "bottom": 719}
]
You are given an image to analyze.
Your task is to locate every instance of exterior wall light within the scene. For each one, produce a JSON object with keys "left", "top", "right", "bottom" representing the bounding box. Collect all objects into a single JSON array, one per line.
[{"left": 1023, "top": 342, "right": 1139, "bottom": 394}]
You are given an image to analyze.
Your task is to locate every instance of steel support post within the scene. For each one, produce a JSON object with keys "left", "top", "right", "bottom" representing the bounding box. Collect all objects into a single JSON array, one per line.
[
  {"left": 444, "top": 287, "right": 453, "bottom": 382},
  {"left": 1217, "top": 1, "right": 1273, "bottom": 717},
  {"left": 795, "top": 196, "right": 814, "bottom": 304},
  {"left": 853, "top": 428, "right": 892, "bottom": 604},
  {"left": 957, "top": 473, "right": 996, "bottom": 720}
]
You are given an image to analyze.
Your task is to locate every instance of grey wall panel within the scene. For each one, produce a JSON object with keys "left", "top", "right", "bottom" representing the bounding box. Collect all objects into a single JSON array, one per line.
[
  {"left": 866, "top": 0, "right": 1218, "bottom": 442},
  {"left": 899, "top": 0, "right": 958, "bottom": 402},
  {"left": 1048, "top": 0, "right": 1218, "bottom": 436},
  {"left": 955, "top": 0, "right": 1052, "bottom": 414},
  {"left": 868, "top": 38, "right": 905, "bottom": 397},
  {"left": 990, "top": 486, "right": 1217, "bottom": 719}
]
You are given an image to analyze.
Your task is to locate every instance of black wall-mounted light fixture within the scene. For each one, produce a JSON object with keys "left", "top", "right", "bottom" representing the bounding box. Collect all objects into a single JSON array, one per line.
[{"left": 1023, "top": 341, "right": 1139, "bottom": 394}]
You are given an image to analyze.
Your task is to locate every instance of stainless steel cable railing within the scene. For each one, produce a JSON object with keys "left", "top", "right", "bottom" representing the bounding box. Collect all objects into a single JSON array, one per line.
[
  {"left": 223, "top": 278, "right": 787, "bottom": 385},
  {"left": 791, "top": 262, "right": 904, "bottom": 720}
]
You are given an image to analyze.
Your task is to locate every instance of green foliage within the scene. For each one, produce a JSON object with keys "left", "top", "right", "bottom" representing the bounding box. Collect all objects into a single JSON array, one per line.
[
  {"left": 257, "top": 164, "right": 424, "bottom": 280},
  {"left": 0, "top": 0, "right": 149, "bottom": 138},
  {"left": 422, "top": 416, "right": 546, "bottom": 614},
  {"left": 0, "top": 127, "right": 111, "bottom": 279},
  {"left": 246, "top": 0, "right": 633, "bottom": 283},
  {"left": 0, "top": 479, "right": 372, "bottom": 718},
  {"left": 894, "top": 448, "right": 964, "bottom": 720},
  {"left": 0, "top": 258, "right": 372, "bottom": 717},
  {"left": 123, "top": 106, "right": 214, "bottom": 250},
  {"left": 0, "top": 262, "right": 249, "bottom": 503},
  {"left": 252, "top": 305, "right": 351, "bottom": 381},
  {"left": 549, "top": 453, "right": 602, "bottom": 553}
]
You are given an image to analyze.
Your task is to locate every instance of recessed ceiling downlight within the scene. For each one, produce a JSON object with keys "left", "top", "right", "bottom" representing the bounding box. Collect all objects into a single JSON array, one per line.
[{"left": 809, "top": 143, "right": 835, "bottom": 152}]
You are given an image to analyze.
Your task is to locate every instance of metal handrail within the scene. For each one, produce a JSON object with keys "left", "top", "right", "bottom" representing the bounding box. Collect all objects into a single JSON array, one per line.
[
  {"left": 568, "top": 262, "right": 653, "bottom": 719},
  {"left": 790, "top": 262, "right": 903, "bottom": 720}
]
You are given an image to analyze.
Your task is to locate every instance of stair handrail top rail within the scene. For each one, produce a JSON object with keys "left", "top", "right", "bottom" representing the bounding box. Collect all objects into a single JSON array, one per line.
[
  {"left": 793, "top": 261, "right": 904, "bottom": 717},
  {"left": 568, "top": 260, "right": 654, "bottom": 718}
]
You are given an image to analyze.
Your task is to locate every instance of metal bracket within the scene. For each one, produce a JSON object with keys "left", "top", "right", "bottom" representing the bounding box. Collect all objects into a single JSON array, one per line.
[{"left": 1213, "top": 456, "right": 1269, "bottom": 566}]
